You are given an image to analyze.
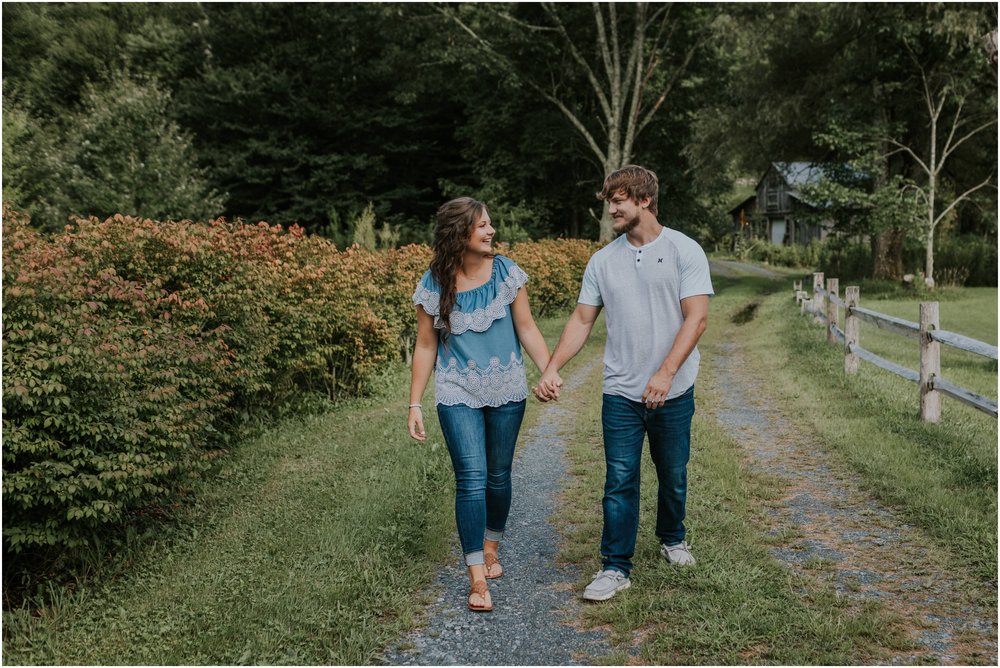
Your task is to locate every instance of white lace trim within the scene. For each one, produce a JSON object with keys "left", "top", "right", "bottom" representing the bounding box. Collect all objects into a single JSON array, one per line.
[
  {"left": 412, "top": 263, "right": 528, "bottom": 334},
  {"left": 435, "top": 352, "right": 529, "bottom": 408}
]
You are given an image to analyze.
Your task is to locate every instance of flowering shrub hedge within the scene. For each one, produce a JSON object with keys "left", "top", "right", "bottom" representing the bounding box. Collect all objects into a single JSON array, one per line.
[
  {"left": 2, "top": 205, "right": 597, "bottom": 557},
  {"left": 507, "top": 238, "right": 603, "bottom": 317}
]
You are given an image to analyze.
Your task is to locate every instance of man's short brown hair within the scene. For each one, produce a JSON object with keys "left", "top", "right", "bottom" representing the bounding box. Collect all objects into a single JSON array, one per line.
[{"left": 596, "top": 164, "right": 659, "bottom": 215}]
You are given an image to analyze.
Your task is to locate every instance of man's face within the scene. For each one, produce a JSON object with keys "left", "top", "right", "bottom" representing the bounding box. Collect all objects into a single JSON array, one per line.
[{"left": 608, "top": 191, "right": 643, "bottom": 234}]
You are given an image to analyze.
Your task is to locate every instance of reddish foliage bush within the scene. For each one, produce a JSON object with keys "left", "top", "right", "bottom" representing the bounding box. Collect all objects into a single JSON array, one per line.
[
  {"left": 507, "top": 238, "right": 604, "bottom": 317},
  {"left": 3, "top": 207, "right": 232, "bottom": 552},
  {"left": 1, "top": 203, "right": 597, "bottom": 558}
]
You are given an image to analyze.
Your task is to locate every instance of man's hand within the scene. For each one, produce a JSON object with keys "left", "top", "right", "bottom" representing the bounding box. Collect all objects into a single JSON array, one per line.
[
  {"left": 641, "top": 369, "right": 675, "bottom": 410},
  {"left": 534, "top": 368, "right": 563, "bottom": 402}
]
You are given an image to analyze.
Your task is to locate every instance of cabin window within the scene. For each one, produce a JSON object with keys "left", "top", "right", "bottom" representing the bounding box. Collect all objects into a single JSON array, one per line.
[{"left": 765, "top": 174, "right": 780, "bottom": 210}]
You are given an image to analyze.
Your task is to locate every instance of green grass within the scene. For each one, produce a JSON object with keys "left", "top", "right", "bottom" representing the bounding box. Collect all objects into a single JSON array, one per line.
[
  {"left": 4, "top": 278, "right": 995, "bottom": 664},
  {"left": 554, "top": 267, "right": 996, "bottom": 663},
  {"left": 837, "top": 286, "right": 998, "bottom": 398},
  {"left": 556, "top": 313, "right": 911, "bottom": 664},
  {"left": 1, "top": 314, "right": 572, "bottom": 665},
  {"left": 727, "top": 273, "right": 997, "bottom": 585},
  {"left": 3, "top": 379, "right": 455, "bottom": 664}
]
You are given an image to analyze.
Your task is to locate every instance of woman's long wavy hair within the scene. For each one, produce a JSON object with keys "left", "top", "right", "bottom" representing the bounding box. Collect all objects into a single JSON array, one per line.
[{"left": 430, "top": 197, "right": 489, "bottom": 337}]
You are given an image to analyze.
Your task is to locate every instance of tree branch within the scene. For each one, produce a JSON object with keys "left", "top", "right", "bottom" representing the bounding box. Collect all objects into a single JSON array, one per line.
[
  {"left": 438, "top": 5, "right": 607, "bottom": 166},
  {"left": 636, "top": 36, "right": 699, "bottom": 136},
  {"left": 941, "top": 116, "right": 997, "bottom": 165},
  {"left": 620, "top": 5, "right": 643, "bottom": 112},
  {"left": 542, "top": 2, "right": 612, "bottom": 120},
  {"left": 592, "top": 2, "right": 615, "bottom": 90},
  {"left": 493, "top": 11, "right": 558, "bottom": 33},
  {"left": 931, "top": 173, "right": 996, "bottom": 229},
  {"left": 622, "top": 4, "right": 648, "bottom": 163},
  {"left": 879, "top": 136, "right": 931, "bottom": 178}
]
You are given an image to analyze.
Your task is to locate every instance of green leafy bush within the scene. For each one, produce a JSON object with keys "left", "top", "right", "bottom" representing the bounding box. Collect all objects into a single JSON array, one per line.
[
  {"left": 3, "top": 207, "right": 232, "bottom": 555},
  {"left": 930, "top": 235, "right": 997, "bottom": 287},
  {"left": 818, "top": 240, "right": 873, "bottom": 281},
  {"left": 2, "top": 204, "right": 598, "bottom": 569},
  {"left": 744, "top": 239, "right": 824, "bottom": 269}
]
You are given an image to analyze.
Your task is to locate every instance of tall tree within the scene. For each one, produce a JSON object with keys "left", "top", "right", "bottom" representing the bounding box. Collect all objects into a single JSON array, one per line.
[
  {"left": 7, "top": 71, "right": 224, "bottom": 229},
  {"left": 690, "top": 3, "right": 997, "bottom": 279},
  {"left": 885, "top": 38, "right": 996, "bottom": 285},
  {"left": 178, "top": 3, "right": 469, "bottom": 237},
  {"left": 440, "top": 2, "right": 718, "bottom": 240}
]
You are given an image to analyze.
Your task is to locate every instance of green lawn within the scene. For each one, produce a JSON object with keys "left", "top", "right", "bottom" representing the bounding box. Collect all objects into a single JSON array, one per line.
[{"left": 837, "top": 287, "right": 998, "bottom": 399}]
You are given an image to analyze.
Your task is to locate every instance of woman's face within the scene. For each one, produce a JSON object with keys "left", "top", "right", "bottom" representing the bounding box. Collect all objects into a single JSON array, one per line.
[{"left": 465, "top": 209, "right": 495, "bottom": 255}]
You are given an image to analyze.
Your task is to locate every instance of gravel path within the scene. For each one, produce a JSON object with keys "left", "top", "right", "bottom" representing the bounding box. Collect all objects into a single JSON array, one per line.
[
  {"left": 380, "top": 351, "right": 611, "bottom": 666},
  {"left": 709, "top": 338, "right": 997, "bottom": 665}
]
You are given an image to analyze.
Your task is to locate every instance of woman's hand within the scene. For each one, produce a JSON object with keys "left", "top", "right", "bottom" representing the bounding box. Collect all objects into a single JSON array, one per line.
[
  {"left": 534, "top": 368, "right": 563, "bottom": 402},
  {"left": 408, "top": 406, "right": 426, "bottom": 441}
]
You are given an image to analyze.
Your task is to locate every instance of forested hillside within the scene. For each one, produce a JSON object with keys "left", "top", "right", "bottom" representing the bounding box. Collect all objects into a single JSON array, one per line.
[{"left": 4, "top": 3, "right": 995, "bottom": 273}]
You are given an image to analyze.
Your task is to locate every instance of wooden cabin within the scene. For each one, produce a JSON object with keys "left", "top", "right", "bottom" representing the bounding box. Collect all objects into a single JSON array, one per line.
[{"left": 729, "top": 162, "right": 835, "bottom": 246}]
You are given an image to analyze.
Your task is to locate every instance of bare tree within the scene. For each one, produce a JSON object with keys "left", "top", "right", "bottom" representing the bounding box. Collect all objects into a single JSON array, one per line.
[
  {"left": 884, "top": 47, "right": 996, "bottom": 286},
  {"left": 441, "top": 2, "right": 711, "bottom": 240}
]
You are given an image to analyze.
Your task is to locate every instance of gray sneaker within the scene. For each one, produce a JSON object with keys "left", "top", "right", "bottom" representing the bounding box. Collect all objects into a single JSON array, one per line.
[
  {"left": 661, "top": 541, "right": 696, "bottom": 566},
  {"left": 582, "top": 569, "right": 631, "bottom": 601}
]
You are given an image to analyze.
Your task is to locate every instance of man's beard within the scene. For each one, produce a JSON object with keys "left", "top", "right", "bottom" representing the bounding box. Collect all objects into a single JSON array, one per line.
[{"left": 613, "top": 214, "right": 640, "bottom": 235}]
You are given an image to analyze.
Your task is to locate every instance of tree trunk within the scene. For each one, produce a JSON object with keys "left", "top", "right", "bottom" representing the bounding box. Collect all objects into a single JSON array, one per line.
[
  {"left": 598, "top": 153, "right": 624, "bottom": 241},
  {"left": 871, "top": 227, "right": 904, "bottom": 280},
  {"left": 924, "top": 169, "right": 936, "bottom": 286},
  {"left": 925, "top": 227, "right": 935, "bottom": 287}
]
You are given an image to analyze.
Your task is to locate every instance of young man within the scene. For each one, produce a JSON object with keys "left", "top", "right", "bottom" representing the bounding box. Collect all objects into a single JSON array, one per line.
[{"left": 534, "top": 165, "right": 713, "bottom": 601}]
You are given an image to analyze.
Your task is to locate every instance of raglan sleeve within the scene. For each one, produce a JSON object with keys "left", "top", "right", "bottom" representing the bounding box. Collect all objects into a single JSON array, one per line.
[
  {"left": 678, "top": 240, "right": 714, "bottom": 300},
  {"left": 577, "top": 255, "right": 603, "bottom": 306}
]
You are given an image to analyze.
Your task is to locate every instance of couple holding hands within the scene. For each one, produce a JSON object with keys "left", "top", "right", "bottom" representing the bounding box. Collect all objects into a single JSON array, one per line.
[{"left": 407, "top": 165, "right": 713, "bottom": 612}]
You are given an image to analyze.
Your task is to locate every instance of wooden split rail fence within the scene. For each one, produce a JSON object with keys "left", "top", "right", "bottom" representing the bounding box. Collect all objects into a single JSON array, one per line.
[{"left": 794, "top": 273, "right": 998, "bottom": 422}]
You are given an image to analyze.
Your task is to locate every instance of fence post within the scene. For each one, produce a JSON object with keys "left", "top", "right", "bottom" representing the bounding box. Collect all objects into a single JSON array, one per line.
[
  {"left": 919, "top": 302, "right": 941, "bottom": 423},
  {"left": 826, "top": 278, "right": 839, "bottom": 344},
  {"left": 844, "top": 286, "right": 860, "bottom": 374},
  {"left": 812, "top": 272, "right": 824, "bottom": 323},
  {"left": 793, "top": 279, "right": 802, "bottom": 299}
]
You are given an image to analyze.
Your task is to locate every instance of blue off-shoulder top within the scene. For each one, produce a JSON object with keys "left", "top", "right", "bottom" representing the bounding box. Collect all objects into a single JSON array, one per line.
[{"left": 412, "top": 255, "right": 530, "bottom": 408}]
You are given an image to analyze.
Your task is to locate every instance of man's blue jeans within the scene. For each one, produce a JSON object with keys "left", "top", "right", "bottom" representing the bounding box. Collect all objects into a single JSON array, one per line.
[
  {"left": 437, "top": 400, "right": 526, "bottom": 566},
  {"left": 600, "top": 386, "right": 695, "bottom": 577}
]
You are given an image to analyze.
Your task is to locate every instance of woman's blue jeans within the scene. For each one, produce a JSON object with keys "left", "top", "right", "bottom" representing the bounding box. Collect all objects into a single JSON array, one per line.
[
  {"left": 437, "top": 400, "right": 526, "bottom": 566},
  {"left": 600, "top": 386, "right": 695, "bottom": 577}
]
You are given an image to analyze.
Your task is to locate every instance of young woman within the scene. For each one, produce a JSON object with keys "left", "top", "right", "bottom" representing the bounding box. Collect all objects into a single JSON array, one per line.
[{"left": 408, "top": 197, "right": 551, "bottom": 612}]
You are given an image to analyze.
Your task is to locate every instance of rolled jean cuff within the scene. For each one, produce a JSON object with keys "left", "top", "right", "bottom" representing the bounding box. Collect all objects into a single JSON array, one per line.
[
  {"left": 465, "top": 550, "right": 485, "bottom": 567},
  {"left": 484, "top": 529, "right": 504, "bottom": 542}
]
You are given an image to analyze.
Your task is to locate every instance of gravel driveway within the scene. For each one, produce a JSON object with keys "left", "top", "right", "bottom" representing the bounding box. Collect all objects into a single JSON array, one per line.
[
  {"left": 380, "top": 351, "right": 611, "bottom": 665},
  {"left": 381, "top": 259, "right": 995, "bottom": 665},
  {"left": 709, "top": 338, "right": 997, "bottom": 665}
]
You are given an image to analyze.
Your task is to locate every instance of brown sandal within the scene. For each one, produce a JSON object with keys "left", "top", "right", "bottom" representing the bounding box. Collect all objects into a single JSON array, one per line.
[
  {"left": 484, "top": 552, "right": 504, "bottom": 579},
  {"left": 468, "top": 580, "right": 493, "bottom": 612}
]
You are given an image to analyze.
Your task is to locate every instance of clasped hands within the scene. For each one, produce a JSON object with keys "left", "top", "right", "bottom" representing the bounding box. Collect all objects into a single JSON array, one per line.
[
  {"left": 532, "top": 368, "right": 563, "bottom": 402},
  {"left": 533, "top": 368, "right": 676, "bottom": 409}
]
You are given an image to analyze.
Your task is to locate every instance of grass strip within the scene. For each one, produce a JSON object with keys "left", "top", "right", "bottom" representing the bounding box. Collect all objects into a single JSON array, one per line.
[
  {"left": 555, "top": 291, "right": 912, "bottom": 664},
  {"left": 737, "top": 279, "right": 997, "bottom": 585}
]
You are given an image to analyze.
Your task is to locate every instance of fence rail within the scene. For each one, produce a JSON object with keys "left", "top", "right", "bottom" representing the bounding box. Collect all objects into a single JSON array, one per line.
[{"left": 793, "top": 274, "right": 998, "bottom": 422}]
